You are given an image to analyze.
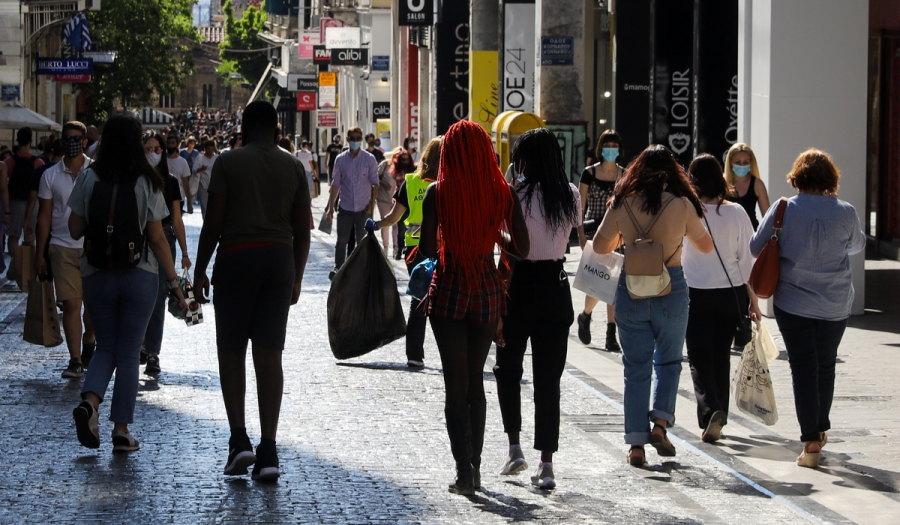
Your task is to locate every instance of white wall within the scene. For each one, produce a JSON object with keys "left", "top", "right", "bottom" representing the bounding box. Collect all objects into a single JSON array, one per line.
[
  {"left": 0, "top": 0, "right": 22, "bottom": 86},
  {"left": 739, "top": 0, "right": 868, "bottom": 315}
]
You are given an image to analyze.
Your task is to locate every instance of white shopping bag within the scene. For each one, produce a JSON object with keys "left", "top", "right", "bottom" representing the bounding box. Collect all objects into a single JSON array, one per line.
[
  {"left": 732, "top": 322, "right": 778, "bottom": 425},
  {"left": 572, "top": 242, "right": 623, "bottom": 305}
]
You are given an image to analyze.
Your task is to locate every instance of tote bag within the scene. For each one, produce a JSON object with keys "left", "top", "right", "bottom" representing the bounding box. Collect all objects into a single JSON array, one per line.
[
  {"left": 732, "top": 321, "right": 778, "bottom": 425},
  {"left": 23, "top": 277, "right": 63, "bottom": 347},
  {"left": 572, "top": 241, "right": 623, "bottom": 305}
]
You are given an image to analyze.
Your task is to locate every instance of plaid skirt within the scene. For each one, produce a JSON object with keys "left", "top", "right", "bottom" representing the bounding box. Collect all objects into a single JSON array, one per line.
[{"left": 426, "top": 260, "right": 505, "bottom": 324}]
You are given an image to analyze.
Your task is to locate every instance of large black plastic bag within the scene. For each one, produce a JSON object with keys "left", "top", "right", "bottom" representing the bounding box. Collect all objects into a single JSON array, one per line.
[{"left": 327, "top": 230, "right": 407, "bottom": 359}]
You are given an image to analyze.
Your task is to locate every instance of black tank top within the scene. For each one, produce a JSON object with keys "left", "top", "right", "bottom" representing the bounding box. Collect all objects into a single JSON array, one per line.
[{"left": 735, "top": 178, "right": 759, "bottom": 230}]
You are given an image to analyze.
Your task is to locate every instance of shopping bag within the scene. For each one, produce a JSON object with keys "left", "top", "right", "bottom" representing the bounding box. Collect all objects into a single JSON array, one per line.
[
  {"left": 756, "top": 319, "right": 780, "bottom": 362},
  {"left": 23, "top": 277, "right": 63, "bottom": 347},
  {"left": 318, "top": 210, "right": 333, "bottom": 234},
  {"left": 327, "top": 230, "right": 407, "bottom": 359},
  {"left": 167, "top": 269, "right": 204, "bottom": 326},
  {"left": 572, "top": 241, "right": 623, "bottom": 305},
  {"left": 15, "top": 244, "right": 36, "bottom": 293},
  {"left": 732, "top": 322, "right": 778, "bottom": 425}
]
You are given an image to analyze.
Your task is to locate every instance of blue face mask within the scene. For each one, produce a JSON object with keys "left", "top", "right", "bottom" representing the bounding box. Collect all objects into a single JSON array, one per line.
[
  {"left": 733, "top": 164, "right": 752, "bottom": 177},
  {"left": 349, "top": 141, "right": 363, "bottom": 151},
  {"left": 601, "top": 147, "right": 619, "bottom": 163}
]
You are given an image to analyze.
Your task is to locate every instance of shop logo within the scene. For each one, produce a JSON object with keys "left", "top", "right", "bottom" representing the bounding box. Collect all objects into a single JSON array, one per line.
[{"left": 669, "top": 133, "right": 690, "bottom": 155}]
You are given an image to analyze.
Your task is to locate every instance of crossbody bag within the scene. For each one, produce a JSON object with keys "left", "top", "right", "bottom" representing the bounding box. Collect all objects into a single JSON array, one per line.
[{"left": 703, "top": 213, "right": 752, "bottom": 337}]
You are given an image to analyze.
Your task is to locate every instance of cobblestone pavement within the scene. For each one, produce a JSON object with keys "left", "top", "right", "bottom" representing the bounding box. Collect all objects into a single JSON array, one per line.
[{"left": 0, "top": 202, "right": 891, "bottom": 524}]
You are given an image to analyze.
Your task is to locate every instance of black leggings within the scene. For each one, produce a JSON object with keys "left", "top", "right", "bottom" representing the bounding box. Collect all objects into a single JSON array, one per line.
[{"left": 429, "top": 316, "right": 496, "bottom": 406}]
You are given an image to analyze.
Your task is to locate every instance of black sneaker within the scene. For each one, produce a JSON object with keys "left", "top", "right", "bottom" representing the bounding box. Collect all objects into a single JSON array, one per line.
[
  {"left": 82, "top": 341, "right": 95, "bottom": 369},
  {"left": 605, "top": 323, "right": 621, "bottom": 352},
  {"left": 251, "top": 441, "right": 280, "bottom": 482},
  {"left": 328, "top": 269, "right": 336, "bottom": 281},
  {"left": 145, "top": 355, "right": 160, "bottom": 376},
  {"left": 577, "top": 312, "right": 592, "bottom": 345},
  {"left": 224, "top": 435, "right": 256, "bottom": 476},
  {"left": 139, "top": 347, "right": 148, "bottom": 365},
  {"left": 62, "top": 358, "right": 85, "bottom": 379}
]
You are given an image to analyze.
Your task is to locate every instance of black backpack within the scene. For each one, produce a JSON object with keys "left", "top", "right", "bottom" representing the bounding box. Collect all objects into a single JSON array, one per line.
[
  {"left": 84, "top": 178, "right": 145, "bottom": 270},
  {"left": 9, "top": 155, "right": 36, "bottom": 200}
]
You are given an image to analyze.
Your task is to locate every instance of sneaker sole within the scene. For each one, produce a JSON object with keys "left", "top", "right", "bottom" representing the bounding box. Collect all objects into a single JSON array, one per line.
[
  {"left": 112, "top": 435, "right": 140, "bottom": 453},
  {"left": 499, "top": 458, "right": 528, "bottom": 475},
  {"left": 251, "top": 467, "right": 280, "bottom": 482},
  {"left": 62, "top": 370, "right": 85, "bottom": 379},
  {"left": 224, "top": 451, "right": 257, "bottom": 476},
  {"left": 72, "top": 406, "right": 100, "bottom": 449},
  {"left": 533, "top": 477, "right": 556, "bottom": 490}
]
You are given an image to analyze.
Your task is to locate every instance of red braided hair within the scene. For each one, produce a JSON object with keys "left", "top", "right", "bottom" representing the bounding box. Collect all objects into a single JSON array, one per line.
[{"left": 435, "top": 120, "right": 514, "bottom": 288}]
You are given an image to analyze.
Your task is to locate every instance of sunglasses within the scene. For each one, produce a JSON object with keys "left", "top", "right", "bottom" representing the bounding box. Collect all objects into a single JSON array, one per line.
[
  {"left": 61, "top": 135, "right": 84, "bottom": 142},
  {"left": 145, "top": 146, "right": 163, "bottom": 154}
]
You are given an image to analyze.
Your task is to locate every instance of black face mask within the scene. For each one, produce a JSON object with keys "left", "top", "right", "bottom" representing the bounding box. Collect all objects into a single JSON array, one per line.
[{"left": 166, "top": 146, "right": 178, "bottom": 155}]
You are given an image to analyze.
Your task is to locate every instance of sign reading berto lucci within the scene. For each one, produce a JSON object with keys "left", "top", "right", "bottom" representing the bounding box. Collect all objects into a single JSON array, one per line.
[{"left": 36, "top": 58, "right": 93, "bottom": 75}]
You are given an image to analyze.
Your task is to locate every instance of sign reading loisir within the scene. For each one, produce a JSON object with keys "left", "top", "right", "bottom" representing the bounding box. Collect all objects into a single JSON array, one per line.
[{"left": 36, "top": 58, "right": 93, "bottom": 75}]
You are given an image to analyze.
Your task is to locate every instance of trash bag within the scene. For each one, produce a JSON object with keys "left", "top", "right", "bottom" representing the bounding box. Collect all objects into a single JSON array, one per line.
[{"left": 327, "top": 230, "right": 407, "bottom": 359}]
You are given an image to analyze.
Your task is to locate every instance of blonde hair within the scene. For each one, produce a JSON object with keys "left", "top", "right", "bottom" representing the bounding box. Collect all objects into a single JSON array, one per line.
[
  {"left": 417, "top": 136, "right": 443, "bottom": 180},
  {"left": 723, "top": 143, "right": 761, "bottom": 186}
]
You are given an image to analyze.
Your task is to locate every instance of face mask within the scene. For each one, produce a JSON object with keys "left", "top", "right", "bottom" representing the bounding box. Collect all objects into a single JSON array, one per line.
[
  {"left": 146, "top": 152, "right": 161, "bottom": 166},
  {"left": 733, "top": 164, "right": 752, "bottom": 177},
  {"left": 349, "top": 141, "right": 362, "bottom": 151},
  {"left": 166, "top": 146, "right": 178, "bottom": 155},
  {"left": 601, "top": 147, "right": 619, "bottom": 163},
  {"left": 64, "top": 141, "right": 84, "bottom": 158}
]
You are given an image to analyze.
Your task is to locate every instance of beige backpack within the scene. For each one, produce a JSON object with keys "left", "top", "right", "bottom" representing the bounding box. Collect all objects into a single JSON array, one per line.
[{"left": 621, "top": 196, "right": 682, "bottom": 299}]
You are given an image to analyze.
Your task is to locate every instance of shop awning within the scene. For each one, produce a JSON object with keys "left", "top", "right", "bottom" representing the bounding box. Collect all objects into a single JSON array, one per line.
[
  {"left": 0, "top": 101, "right": 61, "bottom": 131},
  {"left": 248, "top": 61, "right": 274, "bottom": 105}
]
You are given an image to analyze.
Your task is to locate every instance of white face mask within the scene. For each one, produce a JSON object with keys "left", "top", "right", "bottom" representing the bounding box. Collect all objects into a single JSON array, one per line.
[{"left": 146, "top": 152, "right": 161, "bottom": 166}]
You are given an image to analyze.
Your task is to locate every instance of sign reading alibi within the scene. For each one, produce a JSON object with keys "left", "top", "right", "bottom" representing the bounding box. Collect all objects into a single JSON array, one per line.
[{"left": 35, "top": 58, "right": 93, "bottom": 75}]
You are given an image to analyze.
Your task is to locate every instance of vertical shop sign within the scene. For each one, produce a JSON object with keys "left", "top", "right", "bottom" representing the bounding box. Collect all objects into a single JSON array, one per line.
[
  {"left": 694, "top": 0, "right": 739, "bottom": 162},
  {"left": 407, "top": 44, "right": 419, "bottom": 143},
  {"left": 470, "top": 50, "right": 499, "bottom": 132},
  {"left": 503, "top": 0, "right": 535, "bottom": 113},
  {"left": 614, "top": 0, "right": 651, "bottom": 162},
  {"left": 649, "top": 0, "right": 694, "bottom": 166},
  {"left": 434, "top": 2, "right": 469, "bottom": 134},
  {"left": 299, "top": 30, "right": 320, "bottom": 59}
]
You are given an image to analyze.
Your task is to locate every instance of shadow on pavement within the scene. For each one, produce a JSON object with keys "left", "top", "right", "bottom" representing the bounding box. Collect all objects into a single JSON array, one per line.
[{"left": 848, "top": 267, "right": 900, "bottom": 335}]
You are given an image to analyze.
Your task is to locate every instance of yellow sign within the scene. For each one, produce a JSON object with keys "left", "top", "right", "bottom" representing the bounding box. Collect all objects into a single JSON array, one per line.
[
  {"left": 469, "top": 50, "right": 499, "bottom": 132},
  {"left": 319, "top": 72, "right": 336, "bottom": 86}
]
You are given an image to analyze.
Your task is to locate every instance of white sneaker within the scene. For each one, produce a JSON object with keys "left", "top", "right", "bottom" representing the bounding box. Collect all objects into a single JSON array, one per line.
[
  {"left": 531, "top": 463, "right": 556, "bottom": 489},
  {"left": 499, "top": 446, "right": 528, "bottom": 475}
]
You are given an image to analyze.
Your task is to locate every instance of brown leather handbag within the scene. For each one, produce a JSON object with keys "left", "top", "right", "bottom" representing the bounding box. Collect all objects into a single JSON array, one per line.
[{"left": 748, "top": 198, "right": 788, "bottom": 299}]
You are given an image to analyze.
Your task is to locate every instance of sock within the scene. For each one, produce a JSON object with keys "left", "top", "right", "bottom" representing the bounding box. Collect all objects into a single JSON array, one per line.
[{"left": 539, "top": 461, "right": 552, "bottom": 468}]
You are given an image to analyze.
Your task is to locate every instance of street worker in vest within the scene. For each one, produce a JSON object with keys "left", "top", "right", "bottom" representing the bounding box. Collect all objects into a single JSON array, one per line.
[
  {"left": 34, "top": 122, "right": 96, "bottom": 379},
  {"left": 6, "top": 126, "right": 44, "bottom": 284},
  {"left": 366, "top": 136, "right": 442, "bottom": 369}
]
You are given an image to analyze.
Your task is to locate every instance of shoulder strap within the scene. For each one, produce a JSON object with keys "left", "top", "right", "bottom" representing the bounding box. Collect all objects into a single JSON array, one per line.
[
  {"left": 623, "top": 195, "right": 677, "bottom": 239},
  {"left": 105, "top": 183, "right": 119, "bottom": 268},
  {"left": 703, "top": 214, "right": 746, "bottom": 321},
  {"left": 773, "top": 197, "right": 788, "bottom": 229}
]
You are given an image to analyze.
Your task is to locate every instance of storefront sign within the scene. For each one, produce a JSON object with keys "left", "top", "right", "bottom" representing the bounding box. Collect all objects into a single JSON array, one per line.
[
  {"left": 614, "top": 0, "right": 651, "bottom": 161},
  {"left": 503, "top": 1, "right": 534, "bottom": 113},
  {"left": 650, "top": 0, "right": 694, "bottom": 166},
  {"left": 297, "top": 92, "right": 317, "bottom": 111},
  {"left": 407, "top": 45, "right": 419, "bottom": 145},
  {"left": 540, "top": 37, "right": 574, "bottom": 66},
  {"left": 372, "top": 55, "right": 390, "bottom": 71},
  {"left": 319, "top": 72, "right": 337, "bottom": 109},
  {"left": 1, "top": 85, "right": 19, "bottom": 101},
  {"left": 319, "top": 18, "right": 345, "bottom": 41},
  {"left": 330, "top": 48, "right": 368, "bottom": 67},
  {"left": 372, "top": 101, "right": 391, "bottom": 123},
  {"left": 35, "top": 58, "right": 93, "bottom": 75},
  {"left": 54, "top": 74, "right": 91, "bottom": 83},
  {"left": 299, "top": 30, "right": 320, "bottom": 59},
  {"left": 313, "top": 46, "right": 332, "bottom": 63},
  {"left": 318, "top": 110, "right": 338, "bottom": 128},
  {"left": 470, "top": 50, "right": 499, "bottom": 131},
  {"left": 399, "top": 0, "right": 435, "bottom": 26},
  {"left": 435, "top": 2, "right": 469, "bottom": 134},
  {"left": 695, "top": 0, "right": 739, "bottom": 162},
  {"left": 289, "top": 74, "right": 318, "bottom": 92},
  {"left": 325, "top": 27, "right": 361, "bottom": 50}
]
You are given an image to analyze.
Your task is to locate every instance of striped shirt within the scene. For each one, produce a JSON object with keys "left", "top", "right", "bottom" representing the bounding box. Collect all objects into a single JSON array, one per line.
[{"left": 517, "top": 183, "right": 582, "bottom": 261}]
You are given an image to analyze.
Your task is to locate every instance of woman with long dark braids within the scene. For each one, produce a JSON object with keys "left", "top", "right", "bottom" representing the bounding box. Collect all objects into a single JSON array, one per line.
[
  {"left": 593, "top": 145, "right": 712, "bottom": 466},
  {"left": 420, "top": 120, "right": 529, "bottom": 495},
  {"left": 493, "top": 128, "right": 581, "bottom": 489}
]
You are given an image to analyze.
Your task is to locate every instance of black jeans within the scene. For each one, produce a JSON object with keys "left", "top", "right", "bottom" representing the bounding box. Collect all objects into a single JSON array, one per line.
[
  {"left": 494, "top": 260, "right": 573, "bottom": 452},
  {"left": 334, "top": 208, "right": 368, "bottom": 269},
  {"left": 404, "top": 246, "right": 426, "bottom": 362},
  {"left": 774, "top": 306, "right": 847, "bottom": 443},
  {"left": 685, "top": 286, "right": 746, "bottom": 429}
]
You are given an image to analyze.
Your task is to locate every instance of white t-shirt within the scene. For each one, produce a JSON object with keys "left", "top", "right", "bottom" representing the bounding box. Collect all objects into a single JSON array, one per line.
[
  {"left": 167, "top": 155, "right": 192, "bottom": 198},
  {"left": 195, "top": 153, "right": 218, "bottom": 189},
  {"left": 294, "top": 149, "right": 316, "bottom": 173},
  {"left": 682, "top": 201, "right": 755, "bottom": 289},
  {"left": 37, "top": 155, "right": 93, "bottom": 249}
]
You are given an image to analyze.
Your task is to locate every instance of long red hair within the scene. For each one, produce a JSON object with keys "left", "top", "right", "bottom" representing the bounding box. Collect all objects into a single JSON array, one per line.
[{"left": 435, "top": 120, "right": 514, "bottom": 287}]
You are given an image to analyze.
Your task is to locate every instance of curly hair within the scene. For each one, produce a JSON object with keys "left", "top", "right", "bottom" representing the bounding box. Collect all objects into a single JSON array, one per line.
[{"left": 786, "top": 148, "right": 840, "bottom": 194}]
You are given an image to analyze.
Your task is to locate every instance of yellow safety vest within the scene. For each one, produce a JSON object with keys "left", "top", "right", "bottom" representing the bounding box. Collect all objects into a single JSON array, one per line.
[{"left": 403, "top": 173, "right": 433, "bottom": 247}]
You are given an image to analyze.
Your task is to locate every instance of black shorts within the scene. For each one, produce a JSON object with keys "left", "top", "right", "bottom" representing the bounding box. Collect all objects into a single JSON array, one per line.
[{"left": 211, "top": 243, "right": 294, "bottom": 351}]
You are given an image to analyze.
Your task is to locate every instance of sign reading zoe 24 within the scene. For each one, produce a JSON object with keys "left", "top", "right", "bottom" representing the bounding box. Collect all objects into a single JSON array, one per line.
[{"left": 399, "top": 0, "right": 434, "bottom": 26}]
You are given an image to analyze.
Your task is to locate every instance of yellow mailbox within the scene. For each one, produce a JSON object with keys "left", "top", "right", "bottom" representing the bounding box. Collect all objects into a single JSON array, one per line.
[
  {"left": 498, "top": 112, "right": 545, "bottom": 173},
  {"left": 491, "top": 111, "right": 521, "bottom": 165}
]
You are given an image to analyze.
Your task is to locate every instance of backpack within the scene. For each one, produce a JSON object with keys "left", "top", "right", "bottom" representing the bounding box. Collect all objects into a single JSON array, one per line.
[
  {"left": 622, "top": 196, "right": 681, "bottom": 299},
  {"left": 84, "top": 178, "right": 145, "bottom": 270},
  {"left": 9, "top": 155, "right": 37, "bottom": 200}
]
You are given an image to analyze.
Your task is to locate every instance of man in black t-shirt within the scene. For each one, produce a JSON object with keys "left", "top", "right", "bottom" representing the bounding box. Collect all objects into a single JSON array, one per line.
[
  {"left": 365, "top": 133, "right": 385, "bottom": 164},
  {"left": 324, "top": 135, "right": 343, "bottom": 184}
]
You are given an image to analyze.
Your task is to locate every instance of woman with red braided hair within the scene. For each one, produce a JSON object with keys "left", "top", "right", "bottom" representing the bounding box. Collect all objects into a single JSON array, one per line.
[{"left": 420, "top": 120, "right": 530, "bottom": 495}]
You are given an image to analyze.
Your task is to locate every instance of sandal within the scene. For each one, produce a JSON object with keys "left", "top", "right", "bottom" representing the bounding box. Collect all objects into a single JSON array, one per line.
[
  {"left": 649, "top": 424, "right": 676, "bottom": 457},
  {"left": 797, "top": 441, "right": 821, "bottom": 468},
  {"left": 627, "top": 446, "right": 646, "bottom": 466}
]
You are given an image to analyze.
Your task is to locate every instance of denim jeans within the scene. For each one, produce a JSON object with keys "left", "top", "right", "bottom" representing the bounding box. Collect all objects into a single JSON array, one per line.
[
  {"left": 81, "top": 268, "right": 159, "bottom": 424},
  {"left": 142, "top": 226, "right": 177, "bottom": 356},
  {"left": 615, "top": 266, "right": 689, "bottom": 445},
  {"left": 774, "top": 306, "right": 847, "bottom": 442},
  {"left": 404, "top": 247, "right": 427, "bottom": 361}
]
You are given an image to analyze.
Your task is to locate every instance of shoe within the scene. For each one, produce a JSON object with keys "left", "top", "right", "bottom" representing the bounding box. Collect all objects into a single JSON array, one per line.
[
  {"left": 797, "top": 442, "right": 821, "bottom": 468},
  {"left": 251, "top": 441, "right": 280, "bottom": 482},
  {"left": 627, "top": 446, "right": 646, "bottom": 466},
  {"left": 394, "top": 252, "right": 402, "bottom": 260},
  {"left": 530, "top": 463, "right": 556, "bottom": 489},
  {"left": 112, "top": 430, "right": 140, "bottom": 453},
  {"left": 139, "top": 347, "right": 148, "bottom": 365},
  {"left": 406, "top": 359, "right": 424, "bottom": 369},
  {"left": 469, "top": 399, "right": 486, "bottom": 490},
  {"left": 145, "top": 355, "right": 160, "bottom": 376},
  {"left": 577, "top": 312, "right": 592, "bottom": 345},
  {"left": 649, "top": 425, "right": 676, "bottom": 457},
  {"left": 328, "top": 269, "right": 337, "bottom": 281},
  {"left": 499, "top": 446, "right": 528, "bottom": 475},
  {"left": 224, "top": 435, "right": 256, "bottom": 476},
  {"left": 73, "top": 401, "right": 100, "bottom": 449},
  {"left": 82, "top": 341, "right": 95, "bottom": 369},
  {"left": 62, "top": 358, "right": 85, "bottom": 379},
  {"left": 605, "top": 323, "right": 621, "bottom": 352},
  {"left": 702, "top": 410, "right": 726, "bottom": 443}
]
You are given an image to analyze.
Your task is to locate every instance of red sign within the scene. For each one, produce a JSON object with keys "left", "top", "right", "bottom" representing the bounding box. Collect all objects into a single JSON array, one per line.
[
  {"left": 296, "top": 92, "right": 317, "bottom": 111},
  {"left": 317, "top": 110, "right": 337, "bottom": 128},
  {"left": 54, "top": 74, "right": 91, "bottom": 83},
  {"left": 76, "top": 89, "right": 87, "bottom": 113}
]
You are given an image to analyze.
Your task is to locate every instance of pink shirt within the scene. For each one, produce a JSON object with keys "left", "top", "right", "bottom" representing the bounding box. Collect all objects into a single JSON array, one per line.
[{"left": 517, "top": 183, "right": 582, "bottom": 261}]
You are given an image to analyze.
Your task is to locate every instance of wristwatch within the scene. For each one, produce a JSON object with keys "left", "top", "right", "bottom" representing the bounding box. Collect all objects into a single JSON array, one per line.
[{"left": 165, "top": 278, "right": 181, "bottom": 292}]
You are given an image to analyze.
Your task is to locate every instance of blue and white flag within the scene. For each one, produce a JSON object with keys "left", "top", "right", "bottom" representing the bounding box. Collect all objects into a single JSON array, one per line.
[{"left": 63, "top": 13, "right": 91, "bottom": 53}]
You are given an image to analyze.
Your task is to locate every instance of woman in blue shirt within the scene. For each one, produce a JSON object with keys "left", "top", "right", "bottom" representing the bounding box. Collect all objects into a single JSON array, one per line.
[{"left": 750, "top": 148, "right": 865, "bottom": 468}]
